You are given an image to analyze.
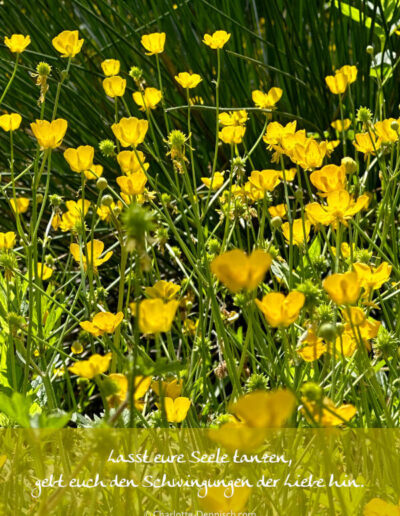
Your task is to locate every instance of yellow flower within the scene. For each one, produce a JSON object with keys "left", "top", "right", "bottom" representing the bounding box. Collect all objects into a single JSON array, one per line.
[
  {"left": 279, "top": 167, "right": 297, "bottom": 181},
  {"left": 101, "top": 59, "right": 120, "bottom": 76},
  {"left": 297, "top": 329, "right": 327, "bottom": 361},
  {"left": 323, "top": 271, "right": 361, "bottom": 305},
  {"left": 292, "top": 138, "right": 327, "bottom": 170},
  {"left": 30, "top": 119, "right": 68, "bottom": 149},
  {"left": 309, "top": 164, "right": 346, "bottom": 195},
  {"left": 96, "top": 201, "right": 122, "bottom": 223},
  {"left": 36, "top": 262, "right": 53, "bottom": 281},
  {"left": 305, "top": 190, "right": 369, "bottom": 226},
  {"left": 158, "top": 397, "right": 191, "bottom": 423},
  {"left": 0, "top": 113, "right": 22, "bottom": 131},
  {"left": 107, "top": 374, "right": 151, "bottom": 409},
  {"left": 331, "top": 119, "right": 351, "bottom": 131},
  {"left": 103, "top": 76, "right": 126, "bottom": 98},
  {"left": 353, "top": 132, "right": 381, "bottom": 158},
  {"left": 68, "top": 353, "right": 112, "bottom": 379},
  {"left": 325, "top": 71, "right": 348, "bottom": 94},
  {"left": 263, "top": 120, "right": 297, "bottom": 147},
  {"left": 281, "top": 219, "right": 311, "bottom": 246},
  {"left": 132, "top": 87, "right": 162, "bottom": 110},
  {"left": 63, "top": 145, "right": 94, "bottom": 173},
  {"left": 84, "top": 164, "right": 103, "bottom": 180},
  {"left": 218, "top": 110, "right": 248, "bottom": 126},
  {"left": 342, "top": 306, "right": 367, "bottom": 326},
  {"left": 363, "top": 498, "right": 400, "bottom": 516},
  {"left": 201, "top": 172, "right": 224, "bottom": 190},
  {"left": 202, "top": 30, "right": 231, "bottom": 49},
  {"left": 4, "top": 34, "right": 31, "bottom": 53},
  {"left": 112, "top": 117, "right": 149, "bottom": 147},
  {"left": 268, "top": 204, "right": 287, "bottom": 218},
  {"left": 211, "top": 249, "right": 272, "bottom": 293},
  {"left": 252, "top": 88, "right": 283, "bottom": 109},
  {"left": 218, "top": 125, "right": 246, "bottom": 144},
  {"left": 174, "top": 72, "right": 202, "bottom": 89},
  {"left": 256, "top": 291, "right": 305, "bottom": 327},
  {"left": 141, "top": 32, "right": 166, "bottom": 55},
  {"left": 247, "top": 169, "right": 281, "bottom": 197},
  {"left": 200, "top": 486, "right": 251, "bottom": 514},
  {"left": 117, "top": 171, "right": 147, "bottom": 196},
  {"left": 338, "top": 64, "right": 357, "bottom": 83},
  {"left": 117, "top": 150, "right": 148, "bottom": 175},
  {"left": 52, "top": 30, "right": 84, "bottom": 58},
  {"left": 65, "top": 199, "right": 91, "bottom": 218},
  {"left": 80, "top": 311, "right": 124, "bottom": 337},
  {"left": 0, "top": 232, "right": 16, "bottom": 249},
  {"left": 10, "top": 197, "right": 29, "bottom": 214},
  {"left": 135, "top": 298, "right": 179, "bottom": 333},
  {"left": 353, "top": 262, "right": 392, "bottom": 291},
  {"left": 145, "top": 280, "right": 180, "bottom": 300},
  {"left": 230, "top": 389, "right": 296, "bottom": 427},
  {"left": 331, "top": 242, "right": 353, "bottom": 258},
  {"left": 374, "top": 118, "right": 400, "bottom": 143},
  {"left": 302, "top": 397, "right": 356, "bottom": 426},
  {"left": 70, "top": 239, "right": 113, "bottom": 271},
  {"left": 151, "top": 378, "right": 183, "bottom": 399}
]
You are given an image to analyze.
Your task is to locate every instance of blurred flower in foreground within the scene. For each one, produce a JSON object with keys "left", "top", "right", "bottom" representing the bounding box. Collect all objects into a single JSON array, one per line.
[
  {"left": 363, "top": 498, "right": 400, "bottom": 516},
  {"left": 200, "top": 486, "right": 251, "bottom": 514},
  {"left": 211, "top": 249, "right": 272, "bottom": 293},
  {"left": 0, "top": 232, "right": 16, "bottom": 250},
  {"left": 302, "top": 397, "right": 356, "bottom": 426},
  {"left": 10, "top": 197, "right": 29, "bottom": 214}
]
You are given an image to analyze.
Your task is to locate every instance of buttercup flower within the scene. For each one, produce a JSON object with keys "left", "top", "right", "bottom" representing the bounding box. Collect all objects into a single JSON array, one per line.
[
  {"left": 282, "top": 219, "right": 311, "bottom": 246},
  {"left": 200, "top": 486, "right": 251, "bottom": 514},
  {"left": 158, "top": 397, "right": 191, "bottom": 423},
  {"left": 201, "top": 172, "right": 224, "bottom": 190},
  {"left": 135, "top": 298, "right": 180, "bottom": 333},
  {"left": 84, "top": 164, "right": 103, "bottom": 180},
  {"left": 141, "top": 32, "right": 166, "bottom": 55},
  {"left": 30, "top": 119, "right": 68, "bottom": 149},
  {"left": 107, "top": 374, "right": 151, "bottom": 409},
  {"left": 202, "top": 30, "right": 231, "bottom": 49},
  {"left": 152, "top": 378, "right": 183, "bottom": 399},
  {"left": 219, "top": 110, "right": 248, "bottom": 126},
  {"left": 374, "top": 118, "right": 400, "bottom": 143},
  {"left": 363, "top": 498, "right": 400, "bottom": 516},
  {"left": 302, "top": 397, "right": 356, "bottom": 426},
  {"left": 52, "top": 30, "right": 84, "bottom": 57},
  {"left": 70, "top": 239, "right": 113, "bottom": 271},
  {"left": 211, "top": 249, "right": 272, "bottom": 293},
  {"left": 252, "top": 88, "right": 283, "bottom": 109},
  {"left": 4, "top": 34, "right": 31, "bottom": 53},
  {"left": 219, "top": 125, "right": 246, "bottom": 144},
  {"left": 310, "top": 164, "right": 346, "bottom": 195},
  {"left": 305, "top": 190, "right": 369, "bottom": 226},
  {"left": 268, "top": 204, "right": 287, "bottom": 218},
  {"left": 256, "top": 291, "right": 305, "bottom": 327},
  {"left": 112, "top": 117, "right": 149, "bottom": 147},
  {"left": 323, "top": 271, "right": 361, "bottom": 305},
  {"left": 297, "top": 329, "right": 327, "bottom": 361},
  {"left": 0, "top": 232, "right": 16, "bottom": 250},
  {"left": 10, "top": 197, "right": 29, "bottom": 214},
  {"left": 247, "top": 169, "right": 281, "bottom": 196},
  {"left": 0, "top": 113, "right": 22, "bottom": 131},
  {"left": 132, "top": 87, "right": 162, "bottom": 110},
  {"left": 338, "top": 64, "right": 357, "bottom": 83},
  {"left": 101, "top": 59, "right": 120, "bottom": 76},
  {"left": 117, "top": 171, "right": 148, "bottom": 196},
  {"left": 175, "top": 72, "right": 202, "bottom": 89},
  {"left": 68, "top": 353, "right": 112, "bottom": 379},
  {"left": 325, "top": 71, "right": 348, "bottom": 94},
  {"left": 331, "top": 119, "right": 351, "bottom": 131},
  {"left": 117, "top": 150, "right": 149, "bottom": 175},
  {"left": 103, "top": 76, "right": 126, "bottom": 98},
  {"left": 353, "top": 132, "right": 381, "bottom": 158},
  {"left": 145, "top": 280, "right": 180, "bottom": 300},
  {"left": 353, "top": 262, "right": 392, "bottom": 291},
  {"left": 36, "top": 262, "right": 53, "bottom": 281},
  {"left": 80, "top": 311, "right": 124, "bottom": 337},
  {"left": 64, "top": 145, "right": 94, "bottom": 173}
]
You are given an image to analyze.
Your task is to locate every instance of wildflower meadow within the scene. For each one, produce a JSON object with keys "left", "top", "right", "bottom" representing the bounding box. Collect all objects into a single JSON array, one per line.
[{"left": 2, "top": 1, "right": 400, "bottom": 513}]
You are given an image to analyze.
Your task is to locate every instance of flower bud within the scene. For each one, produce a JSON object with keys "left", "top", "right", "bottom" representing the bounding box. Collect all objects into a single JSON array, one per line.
[
  {"left": 366, "top": 45, "right": 374, "bottom": 55},
  {"left": 318, "top": 322, "right": 337, "bottom": 342},
  {"left": 96, "top": 177, "right": 108, "bottom": 191},
  {"left": 99, "top": 139, "right": 115, "bottom": 157},
  {"left": 341, "top": 157, "right": 358, "bottom": 174},
  {"left": 36, "top": 62, "right": 51, "bottom": 76},
  {"left": 101, "top": 195, "right": 113, "bottom": 207},
  {"left": 271, "top": 216, "right": 282, "bottom": 229},
  {"left": 301, "top": 382, "right": 322, "bottom": 402},
  {"left": 391, "top": 120, "right": 399, "bottom": 132}
]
